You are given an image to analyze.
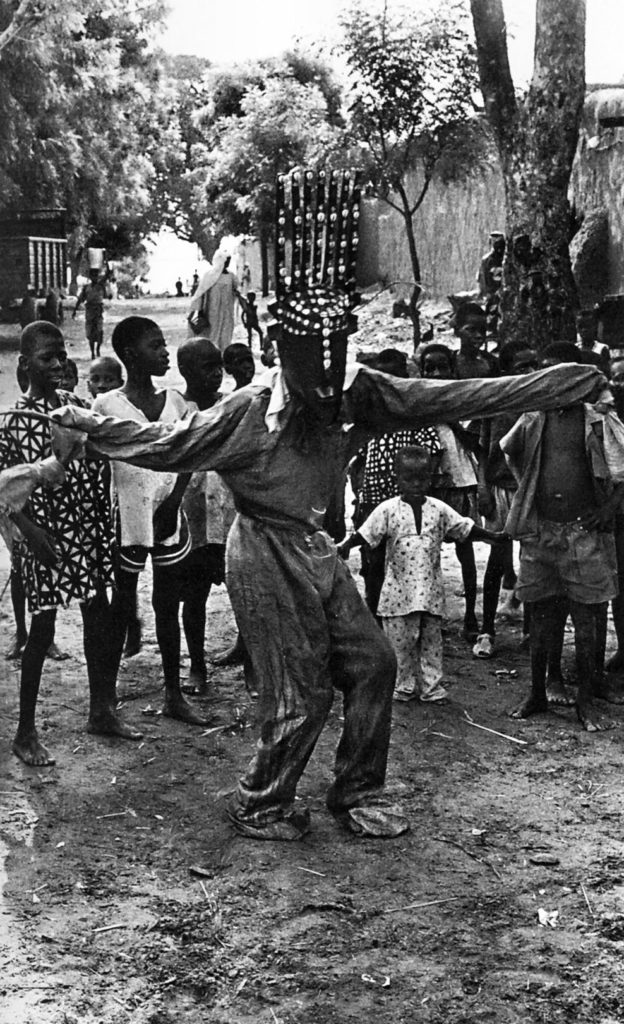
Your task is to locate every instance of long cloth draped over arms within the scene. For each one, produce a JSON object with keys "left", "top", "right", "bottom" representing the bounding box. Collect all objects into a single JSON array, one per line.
[
  {"left": 344, "top": 363, "right": 607, "bottom": 442},
  {"left": 49, "top": 386, "right": 263, "bottom": 475},
  {"left": 48, "top": 364, "right": 606, "bottom": 477}
]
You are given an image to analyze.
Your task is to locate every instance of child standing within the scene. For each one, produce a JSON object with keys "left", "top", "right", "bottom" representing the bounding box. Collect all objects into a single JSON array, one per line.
[
  {"left": 222, "top": 343, "right": 256, "bottom": 390},
  {"left": 339, "top": 446, "right": 506, "bottom": 703},
  {"left": 176, "top": 337, "right": 232, "bottom": 694},
  {"left": 87, "top": 355, "right": 124, "bottom": 399},
  {"left": 93, "top": 316, "right": 207, "bottom": 726},
  {"left": 0, "top": 321, "right": 141, "bottom": 765},
  {"left": 241, "top": 292, "right": 264, "bottom": 350},
  {"left": 473, "top": 339, "right": 540, "bottom": 659},
  {"left": 505, "top": 341, "right": 624, "bottom": 731},
  {"left": 420, "top": 343, "right": 481, "bottom": 642}
]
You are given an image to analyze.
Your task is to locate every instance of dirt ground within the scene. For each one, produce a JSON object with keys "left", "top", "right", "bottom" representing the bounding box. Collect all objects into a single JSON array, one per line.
[{"left": 3, "top": 298, "right": 624, "bottom": 1024}]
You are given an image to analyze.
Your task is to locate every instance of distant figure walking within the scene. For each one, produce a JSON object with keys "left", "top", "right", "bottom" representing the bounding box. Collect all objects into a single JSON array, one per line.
[
  {"left": 73, "top": 269, "right": 107, "bottom": 359},
  {"left": 175, "top": 278, "right": 184, "bottom": 298},
  {"left": 188, "top": 248, "right": 242, "bottom": 352}
]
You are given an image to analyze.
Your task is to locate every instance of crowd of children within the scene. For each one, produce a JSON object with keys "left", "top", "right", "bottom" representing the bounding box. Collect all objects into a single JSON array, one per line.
[{"left": 1, "top": 297, "right": 622, "bottom": 812}]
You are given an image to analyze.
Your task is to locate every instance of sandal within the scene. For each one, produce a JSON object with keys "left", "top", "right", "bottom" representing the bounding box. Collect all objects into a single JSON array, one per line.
[{"left": 472, "top": 633, "right": 495, "bottom": 659}]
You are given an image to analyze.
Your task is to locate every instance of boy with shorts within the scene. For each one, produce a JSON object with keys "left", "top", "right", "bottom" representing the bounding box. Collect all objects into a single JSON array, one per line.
[
  {"left": 93, "top": 316, "right": 207, "bottom": 725},
  {"left": 505, "top": 341, "right": 624, "bottom": 731},
  {"left": 176, "top": 337, "right": 233, "bottom": 694},
  {"left": 1, "top": 321, "right": 141, "bottom": 765}
]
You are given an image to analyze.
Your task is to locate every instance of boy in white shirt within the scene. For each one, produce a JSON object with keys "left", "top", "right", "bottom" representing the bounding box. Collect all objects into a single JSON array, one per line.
[
  {"left": 93, "top": 316, "right": 207, "bottom": 726},
  {"left": 339, "top": 447, "right": 506, "bottom": 703}
]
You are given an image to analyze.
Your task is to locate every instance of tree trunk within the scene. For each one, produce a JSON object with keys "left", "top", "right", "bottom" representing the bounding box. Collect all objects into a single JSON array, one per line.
[
  {"left": 471, "top": 0, "right": 586, "bottom": 348},
  {"left": 395, "top": 182, "right": 422, "bottom": 349}
]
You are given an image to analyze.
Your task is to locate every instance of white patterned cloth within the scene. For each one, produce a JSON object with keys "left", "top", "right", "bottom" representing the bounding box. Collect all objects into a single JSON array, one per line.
[
  {"left": 383, "top": 611, "right": 446, "bottom": 702},
  {"left": 358, "top": 495, "right": 473, "bottom": 617}
]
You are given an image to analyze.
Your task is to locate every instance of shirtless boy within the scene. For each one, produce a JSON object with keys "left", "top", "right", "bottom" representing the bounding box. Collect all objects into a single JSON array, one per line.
[{"left": 504, "top": 342, "right": 623, "bottom": 731}]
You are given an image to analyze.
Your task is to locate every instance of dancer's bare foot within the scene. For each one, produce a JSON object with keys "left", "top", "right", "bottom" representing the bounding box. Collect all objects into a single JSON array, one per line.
[
  {"left": 123, "top": 619, "right": 142, "bottom": 658},
  {"left": 5, "top": 632, "right": 27, "bottom": 660},
  {"left": 576, "top": 700, "right": 602, "bottom": 732},
  {"left": 509, "top": 692, "right": 549, "bottom": 719},
  {"left": 87, "top": 710, "right": 143, "bottom": 740},
  {"left": 12, "top": 730, "right": 56, "bottom": 766},
  {"left": 163, "top": 695, "right": 210, "bottom": 726},
  {"left": 46, "top": 642, "right": 70, "bottom": 661},
  {"left": 545, "top": 677, "right": 574, "bottom": 706},
  {"left": 181, "top": 666, "right": 212, "bottom": 697}
]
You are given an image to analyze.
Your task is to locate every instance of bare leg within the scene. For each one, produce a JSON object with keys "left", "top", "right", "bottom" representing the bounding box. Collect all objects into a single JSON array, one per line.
[
  {"left": 182, "top": 576, "right": 212, "bottom": 695},
  {"left": 12, "top": 610, "right": 57, "bottom": 765},
  {"left": 606, "top": 513, "right": 624, "bottom": 672},
  {"left": 510, "top": 599, "right": 553, "bottom": 718},
  {"left": 482, "top": 539, "right": 513, "bottom": 639},
  {"left": 6, "top": 567, "right": 28, "bottom": 659},
  {"left": 569, "top": 600, "right": 603, "bottom": 732},
  {"left": 545, "top": 598, "right": 572, "bottom": 705},
  {"left": 152, "top": 561, "right": 208, "bottom": 726},
  {"left": 84, "top": 591, "right": 143, "bottom": 740},
  {"left": 455, "top": 539, "right": 478, "bottom": 638}
]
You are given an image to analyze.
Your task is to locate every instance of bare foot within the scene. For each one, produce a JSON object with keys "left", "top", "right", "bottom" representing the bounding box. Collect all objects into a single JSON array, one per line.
[
  {"left": 576, "top": 701, "right": 602, "bottom": 732},
  {"left": 509, "top": 693, "right": 549, "bottom": 719},
  {"left": 12, "top": 730, "right": 56, "bottom": 766},
  {"left": 545, "top": 677, "right": 574, "bottom": 706},
  {"left": 181, "top": 666, "right": 211, "bottom": 697},
  {"left": 123, "top": 619, "right": 142, "bottom": 658},
  {"left": 46, "top": 642, "right": 70, "bottom": 661},
  {"left": 5, "top": 632, "right": 27, "bottom": 660},
  {"left": 87, "top": 710, "right": 143, "bottom": 740},
  {"left": 163, "top": 695, "right": 210, "bottom": 726}
]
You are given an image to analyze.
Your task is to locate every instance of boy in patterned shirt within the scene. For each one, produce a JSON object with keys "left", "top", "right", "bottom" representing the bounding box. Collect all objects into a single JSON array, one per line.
[
  {"left": 339, "top": 447, "right": 506, "bottom": 703},
  {"left": 0, "top": 321, "right": 142, "bottom": 765}
]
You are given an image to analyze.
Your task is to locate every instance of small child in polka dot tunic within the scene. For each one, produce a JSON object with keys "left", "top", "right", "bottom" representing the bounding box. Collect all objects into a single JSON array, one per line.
[{"left": 338, "top": 446, "right": 507, "bottom": 703}]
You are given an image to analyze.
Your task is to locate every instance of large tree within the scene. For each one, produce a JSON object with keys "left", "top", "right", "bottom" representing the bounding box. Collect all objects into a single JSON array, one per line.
[
  {"left": 340, "top": 0, "right": 482, "bottom": 342},
  {"left": 470, "top": 0, "right": 586, "bottom": 346}
]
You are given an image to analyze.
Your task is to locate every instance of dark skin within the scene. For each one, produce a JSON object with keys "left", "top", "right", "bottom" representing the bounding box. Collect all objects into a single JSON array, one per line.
[
  {"left": 11, "top": 334, "right": 142, "bottom": 766},
  {"left": 339, "top": 454, "right": 507, "bottom": 558},
  {"left": 510, "top": 370, "right": 624, "bottom": 731},
  {"left": 477, "top": 347, "right": 538, "bottom": 649},
  {"left": 178, "top": 342, "right": 224, "bottom": 696},
  {"left": 454, "top": 313, "right": 495, "bottom": 380},
  {"left": 112, "top": 326, "right": 207, "bottom": 726},
  {"left": 422, "top": 348, "right": 479, "bottom": 638}
]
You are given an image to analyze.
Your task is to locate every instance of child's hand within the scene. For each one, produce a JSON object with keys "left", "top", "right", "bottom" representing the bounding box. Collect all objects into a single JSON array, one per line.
[{"left": 24, "top": 524, "right": 59, "bottom": 567}]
